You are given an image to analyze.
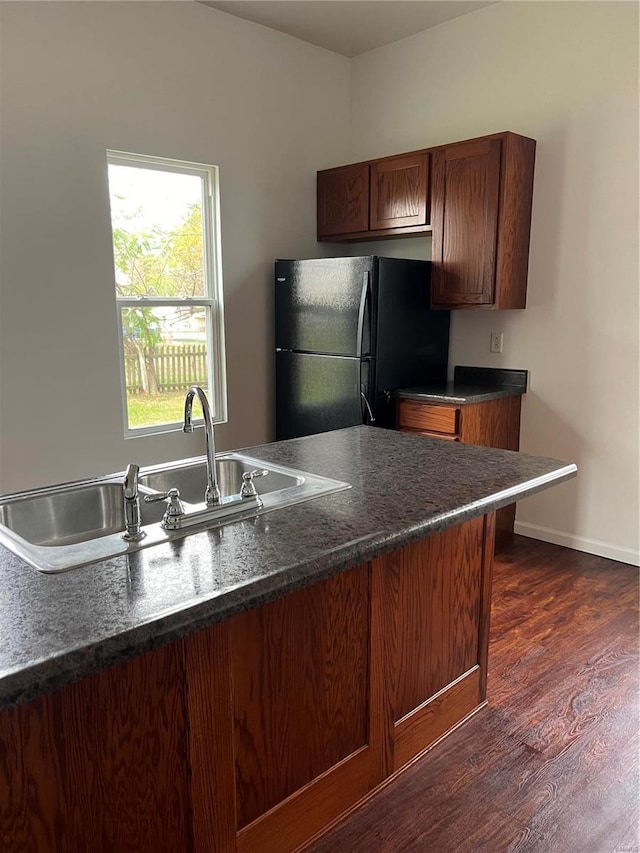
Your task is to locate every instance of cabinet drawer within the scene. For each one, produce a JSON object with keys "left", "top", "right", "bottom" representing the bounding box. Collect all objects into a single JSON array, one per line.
[
  {"left": 401, "top": 427, "right": 459, "bottom": 441},
  {"left": 397, "top": 402, "right": 459, "bottom": 435}
]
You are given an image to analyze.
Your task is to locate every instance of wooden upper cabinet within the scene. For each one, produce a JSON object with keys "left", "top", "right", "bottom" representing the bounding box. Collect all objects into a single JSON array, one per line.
[
  {"left": 431, "top": 132, "right": 536, "bottom": 310},
  {"left": 431, "top": 138, "right": 501, "bottom": 307},
  {"left": 370, "top": 153, "right": 428, "bottom": 231},
  {"left": 317, "top": 153, "right": 431, "bottom": 242},
  {"left": 316, "top": 132, "right": 535, "bottom": 306},
  {"left": 317, "top": 163, "right": 370, "bottom": 239}
]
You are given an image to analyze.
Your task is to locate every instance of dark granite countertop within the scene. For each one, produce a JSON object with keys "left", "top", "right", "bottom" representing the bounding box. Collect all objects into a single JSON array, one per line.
[
  {"left": 0, "top": 426, "right": 575, "bottom": 711},
  {"left": 396, "top": 366, "right": 528, "bottom": 405}
]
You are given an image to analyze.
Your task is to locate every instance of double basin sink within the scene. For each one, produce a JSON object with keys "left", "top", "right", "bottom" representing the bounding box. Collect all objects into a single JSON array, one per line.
[{"left": 0, "top": 454, "right": 350, "bottom": 573}]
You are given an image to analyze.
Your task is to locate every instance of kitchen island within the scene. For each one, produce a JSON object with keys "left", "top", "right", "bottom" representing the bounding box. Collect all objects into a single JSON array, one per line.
[{"left": 0, "top": 426, "right": 576, "bottom": 852}]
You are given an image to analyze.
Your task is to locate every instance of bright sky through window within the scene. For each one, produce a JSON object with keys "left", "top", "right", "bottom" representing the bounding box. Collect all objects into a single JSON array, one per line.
[{"left": 107, "top": 152, "right": 226, "bottom": 435}]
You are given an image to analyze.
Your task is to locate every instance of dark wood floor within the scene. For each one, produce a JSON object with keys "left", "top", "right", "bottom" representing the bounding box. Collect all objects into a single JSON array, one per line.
[{"left": 307, "top": 536, "right": 640, "bottom": 853}]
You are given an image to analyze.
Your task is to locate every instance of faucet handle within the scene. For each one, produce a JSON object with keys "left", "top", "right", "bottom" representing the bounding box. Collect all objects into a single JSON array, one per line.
[
  {"left": 240, "top": 469, "right": 269, "bottom": 498},
  {"left": 144, "top": 488, "right": 185, "bottom": 518},
  {"left": 144, "top": 488, "right": 186, "bottom": 530},
  {"left": 123, "top": 463, "right": 140, "bottom": 500}
]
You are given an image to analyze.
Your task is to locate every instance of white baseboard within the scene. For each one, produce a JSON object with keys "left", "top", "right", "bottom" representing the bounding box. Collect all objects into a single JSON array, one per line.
[{"left": 513, "top": 521, "right": 640, "bottom": 567}]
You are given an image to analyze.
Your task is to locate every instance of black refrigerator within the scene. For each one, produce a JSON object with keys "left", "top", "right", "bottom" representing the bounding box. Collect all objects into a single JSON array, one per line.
[{"left": 275, "top": 256, "right": 450, "bottom": 440}]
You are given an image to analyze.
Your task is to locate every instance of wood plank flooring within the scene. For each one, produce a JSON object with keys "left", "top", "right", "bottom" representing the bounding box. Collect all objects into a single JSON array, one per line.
[{"left": 306, "top": 536, "right": 639, "bottom": 853}]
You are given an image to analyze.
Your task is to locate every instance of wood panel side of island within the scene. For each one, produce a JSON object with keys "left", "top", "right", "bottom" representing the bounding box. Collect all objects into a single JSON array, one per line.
[
  {"left": 371, "top": 515, "right": 494, "bottom": 773},
  {"left": 0, "top": 643, "right": 192, "bottom": 853},
  {"left": 0, "top": 514, "right": 496, "bottom": 853},
  {"left": 185, "top": 621, "right": 238, "bottom": 852},
  {"left": 230, "top": 564, "right": 375, "bottom": 853}
]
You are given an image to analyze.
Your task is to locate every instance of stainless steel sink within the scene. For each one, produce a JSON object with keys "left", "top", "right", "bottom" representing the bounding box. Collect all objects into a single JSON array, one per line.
[
  {"left": 139, "top": 457, "right": 303, "bottom": 505},
  {"left": 0, "top": 482, "right": 166, "bottom": 547},
  {"left": 0, "top": 453, "right": 349, "bottom": 573}
]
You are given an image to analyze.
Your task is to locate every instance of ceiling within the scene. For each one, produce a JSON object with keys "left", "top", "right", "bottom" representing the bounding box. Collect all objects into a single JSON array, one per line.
[{"left": 201, "top": 1, "right": 499, "bottom": 57}]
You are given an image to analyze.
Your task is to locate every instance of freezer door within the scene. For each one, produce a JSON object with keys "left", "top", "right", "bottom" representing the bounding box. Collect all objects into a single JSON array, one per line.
[
  {"left": 276, "top": 351, "right": 365, "bottom": 440},
  {"left": 275, "top": 257, "right": 376, "bottom": 356}
]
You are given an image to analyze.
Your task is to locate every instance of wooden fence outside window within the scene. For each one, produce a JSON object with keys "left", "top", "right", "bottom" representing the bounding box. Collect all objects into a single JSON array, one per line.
[{"left": 125, "top": 344, "right": 207, "bottom": 395}]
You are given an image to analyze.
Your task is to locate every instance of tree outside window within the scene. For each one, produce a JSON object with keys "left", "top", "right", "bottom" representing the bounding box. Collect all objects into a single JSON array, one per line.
[{"left": 107, "top": 152, "right": 226, "bottom": 435}]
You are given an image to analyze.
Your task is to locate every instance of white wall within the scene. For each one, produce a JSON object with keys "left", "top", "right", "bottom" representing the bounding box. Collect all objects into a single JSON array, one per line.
[
  {"left": 1, "top": 2, "right": 637, "bottom": 566},
  {"left": 0, "top": 1, "right": 349, "bottom": 492},
  {"left": 348, "top": 0, "right": 639, "bottom": 564}
]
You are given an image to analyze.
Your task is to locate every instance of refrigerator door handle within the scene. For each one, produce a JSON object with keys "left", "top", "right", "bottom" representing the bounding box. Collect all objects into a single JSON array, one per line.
[
  {"left": 356, "top": 271, "right": 371, "bottom": 358},
  {"left": 360, "top": 390, "right": 375, "bottom": 424}
]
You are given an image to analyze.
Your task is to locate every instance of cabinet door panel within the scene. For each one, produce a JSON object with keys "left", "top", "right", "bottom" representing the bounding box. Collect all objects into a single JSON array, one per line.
[
  {"left": 370, "top": 153, "right": 428, "bottom": 230},
  {"left": 231, "top": 566, "right": 370, "bottom": 829},
  {"left": 317, "top": 164, "right": 369, "bottom": 238},
  {"left": 392, "top": 518, "right": 484, "bottom": 721},
  {"left": 431, "top": 138, "right": 501, "bottom": 307}
]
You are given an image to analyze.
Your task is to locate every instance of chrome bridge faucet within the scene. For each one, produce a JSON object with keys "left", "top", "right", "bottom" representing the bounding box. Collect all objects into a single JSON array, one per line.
[{"left": 183, "top": 385, "right": 221, "bottom": 507}]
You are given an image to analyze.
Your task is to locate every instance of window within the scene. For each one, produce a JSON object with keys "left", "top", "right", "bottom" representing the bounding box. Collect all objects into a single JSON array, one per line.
[{"left": 107, "top": 151, "right": 226, "bottom": 436}]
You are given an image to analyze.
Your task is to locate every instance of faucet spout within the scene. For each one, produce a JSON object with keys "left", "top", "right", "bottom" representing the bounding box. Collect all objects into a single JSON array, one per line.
[{"left": 184, "top": 385, "right": 221, "bottom": 506}]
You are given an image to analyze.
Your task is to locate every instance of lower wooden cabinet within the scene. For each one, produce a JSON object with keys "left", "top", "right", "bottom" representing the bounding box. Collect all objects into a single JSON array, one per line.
[
  {"left": 397, "top": 396, "right": 523, "bottom": 535},
  {"left": 0, "top": 515, "right": 496, "bottom": 853}
]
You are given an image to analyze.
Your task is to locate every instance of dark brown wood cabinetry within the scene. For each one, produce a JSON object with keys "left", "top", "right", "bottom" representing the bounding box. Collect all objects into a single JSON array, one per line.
[
  {"left": 370, "top": 153, "right": 429, "bottom": 231},
  {"left": 0, "top": 516, "right": 495, "bottom": 853},
  {"left": 317, "top": 152, "right": 431, "bottom": 241},
  {"left": 316, "top": 162, "right": 369, "bottom": 239},
  {"left": 318, "top": 131, "right": 535, "bottom": 310},
  {"left": 397, "top": 395, "right": 522, "bottom": 535},
  {"left": 431, "top": 133, "right": 536, "bottom": 309}
]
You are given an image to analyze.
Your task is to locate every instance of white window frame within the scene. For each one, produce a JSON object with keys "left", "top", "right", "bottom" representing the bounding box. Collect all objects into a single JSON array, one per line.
[{"left": 107, "top": 150, "right": 227, "bottom": 438}]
